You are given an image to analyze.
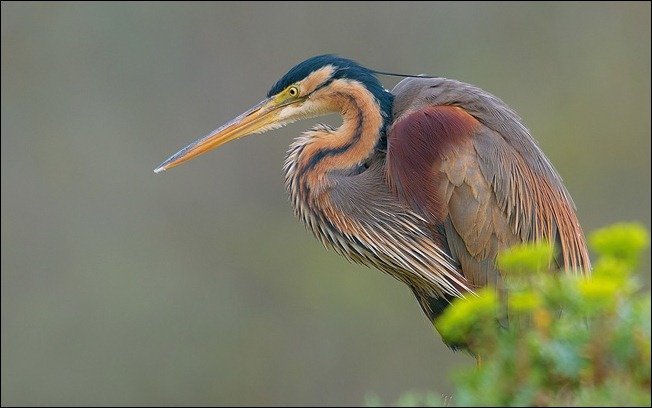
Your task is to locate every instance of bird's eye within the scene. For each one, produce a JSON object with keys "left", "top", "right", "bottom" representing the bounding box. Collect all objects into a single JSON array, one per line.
[{"left": 288, "top": 86, "right": 299, "bottom": 97}]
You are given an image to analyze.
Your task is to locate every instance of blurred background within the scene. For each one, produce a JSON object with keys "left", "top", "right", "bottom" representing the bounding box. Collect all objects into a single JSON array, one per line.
[{"left": 1, "top": 2, "right": 650, "bottom": 406}]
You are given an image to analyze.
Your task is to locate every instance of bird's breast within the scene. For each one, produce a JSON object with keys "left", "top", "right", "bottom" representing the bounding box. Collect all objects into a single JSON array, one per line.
[{"left": 283, "top": 147, "right": 468, "bottom": 298}]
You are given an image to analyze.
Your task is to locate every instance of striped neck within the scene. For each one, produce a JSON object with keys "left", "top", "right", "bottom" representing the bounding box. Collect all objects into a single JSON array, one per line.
[
  {"left": 295, "top": 79, "right": 389, "bottom": 183},
  {"left": 283, "top": 78, "right": 390, "bottom": 231}
]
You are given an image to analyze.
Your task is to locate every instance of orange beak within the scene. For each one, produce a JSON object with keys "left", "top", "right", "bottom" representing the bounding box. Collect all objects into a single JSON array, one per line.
[{"left": 154, "top": 97, "right": 284, "bottom": 173}]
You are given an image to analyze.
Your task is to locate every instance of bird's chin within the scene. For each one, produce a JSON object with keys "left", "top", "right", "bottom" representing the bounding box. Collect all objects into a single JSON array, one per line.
[
  {"left": 277, "top": 100, "right": 334, "bottom": 127},
  {"left": 252, "top": 120, "right": 292, "bottom": 134}
]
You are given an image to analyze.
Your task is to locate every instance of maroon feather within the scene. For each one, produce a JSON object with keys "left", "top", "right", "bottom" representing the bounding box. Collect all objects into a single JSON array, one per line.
[{"left": 387, "top": 106, "right": 480, "bottom": 222}]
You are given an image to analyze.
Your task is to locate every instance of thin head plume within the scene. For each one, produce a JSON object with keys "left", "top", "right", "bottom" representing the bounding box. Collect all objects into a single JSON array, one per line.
[{"left": 370, "top": 69, "right": 437, "bottom": 79}]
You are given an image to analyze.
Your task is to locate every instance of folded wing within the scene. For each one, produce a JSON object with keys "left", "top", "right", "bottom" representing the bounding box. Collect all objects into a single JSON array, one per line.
[{"left": 386, "top": 78, "right": 590, "bottom": 296}]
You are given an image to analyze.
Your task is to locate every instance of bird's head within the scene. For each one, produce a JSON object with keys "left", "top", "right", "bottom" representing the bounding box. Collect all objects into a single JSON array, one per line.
[{"left": 154, "top": 55, "right": 393, "bottom": 173}]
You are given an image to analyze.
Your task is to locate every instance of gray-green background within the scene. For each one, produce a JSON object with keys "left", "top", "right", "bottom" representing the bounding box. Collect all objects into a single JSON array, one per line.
[{"left": 2, "top": 2, "right": 650, "bottom": 406}]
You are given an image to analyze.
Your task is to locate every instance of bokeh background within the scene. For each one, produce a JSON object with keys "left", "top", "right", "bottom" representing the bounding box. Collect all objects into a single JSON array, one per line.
[{"left": 2, "top": 2, "right": 650, "bottom": 406}]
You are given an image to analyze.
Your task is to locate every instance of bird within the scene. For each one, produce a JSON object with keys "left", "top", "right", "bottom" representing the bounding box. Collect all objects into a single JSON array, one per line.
[{"left": 154, "top": 54, "right": 591, "bottom": 345}]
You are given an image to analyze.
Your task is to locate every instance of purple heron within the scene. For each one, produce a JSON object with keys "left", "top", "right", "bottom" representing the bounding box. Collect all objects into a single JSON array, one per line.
[{"left": 155, "top": 55, "right": 590, "bottom": 345}]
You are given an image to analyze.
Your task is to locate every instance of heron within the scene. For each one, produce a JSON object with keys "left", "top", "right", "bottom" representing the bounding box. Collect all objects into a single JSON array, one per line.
[{"left": 155, "top": 55, "right": 591, "bottom": 345}]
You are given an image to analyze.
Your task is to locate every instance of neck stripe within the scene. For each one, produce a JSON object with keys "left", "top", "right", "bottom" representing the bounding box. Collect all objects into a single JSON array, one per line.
[{"left": 300, "top": 92, "right": 363, "bottom": 174}]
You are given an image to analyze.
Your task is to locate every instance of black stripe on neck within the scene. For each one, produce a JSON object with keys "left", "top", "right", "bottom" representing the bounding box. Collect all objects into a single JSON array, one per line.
[{"left": 300, "top": 93, "right": 368, "bottom": 174}]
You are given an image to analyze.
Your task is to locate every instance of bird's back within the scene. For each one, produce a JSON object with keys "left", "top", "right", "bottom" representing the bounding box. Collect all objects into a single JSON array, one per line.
[{"left": 386, "top": 77, "right": 590, "bottom": 322}]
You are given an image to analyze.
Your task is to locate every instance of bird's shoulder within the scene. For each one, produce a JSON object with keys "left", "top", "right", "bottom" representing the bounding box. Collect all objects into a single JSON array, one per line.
[{"left": 390, "top": 76, "right": 483, "bottom": 121}]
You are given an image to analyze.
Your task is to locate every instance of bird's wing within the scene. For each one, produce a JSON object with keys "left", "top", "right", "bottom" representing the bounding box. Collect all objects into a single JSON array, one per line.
[{"left": 386, "top": 78, "right": 590, "bottom": 292}]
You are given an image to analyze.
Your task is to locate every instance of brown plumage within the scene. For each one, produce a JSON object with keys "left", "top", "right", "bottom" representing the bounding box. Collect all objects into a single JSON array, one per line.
[{"left": 155, "top": 55, "right": 591, "bottom": 344}]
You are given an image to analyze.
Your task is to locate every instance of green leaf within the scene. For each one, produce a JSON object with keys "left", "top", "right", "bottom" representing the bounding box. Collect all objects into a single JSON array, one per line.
[
  {"left": 434, "top": 289, "right": 498, "bottom": 344},
  {"left": 497, "top": 242, "right": 554, "bottom": 277},
  {"left": 589, "top": 223, "right": 649, "bottom": 267}
]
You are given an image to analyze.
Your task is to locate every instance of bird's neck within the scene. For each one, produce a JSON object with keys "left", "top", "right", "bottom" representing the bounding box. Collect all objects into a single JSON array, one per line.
[
  {"left": 285, "top": 80, "right": 389, "bottom": 194},
  {"left": 283, "top": 80, "right": 390, "bottom": 243}
]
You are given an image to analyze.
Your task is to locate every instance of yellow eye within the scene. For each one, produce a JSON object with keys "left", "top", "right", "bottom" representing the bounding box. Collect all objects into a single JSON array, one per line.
[{"left": 287, "top": 86, "right": 299, "bottom": 97}]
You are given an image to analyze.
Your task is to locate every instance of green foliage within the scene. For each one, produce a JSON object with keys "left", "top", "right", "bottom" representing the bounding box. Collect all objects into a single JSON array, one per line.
[
  {"left": 367, "top": 223, "right": 651, "bottom": 407},
  {"left": 497, "top": 241, "right": 554, "bottom": 277},
  {"left": 590, "top": 223, "right": 649, "bottom": 268},
  {"left": 434, "top": 288, "right": 498, "bottom": 346}
]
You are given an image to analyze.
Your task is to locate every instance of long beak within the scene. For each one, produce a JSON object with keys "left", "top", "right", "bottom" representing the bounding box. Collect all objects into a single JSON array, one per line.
[{"left": 154, "top": 98, "right": 286, "bottom": 173}]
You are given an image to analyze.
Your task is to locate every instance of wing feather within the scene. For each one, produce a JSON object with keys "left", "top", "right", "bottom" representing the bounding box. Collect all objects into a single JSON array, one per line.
[{"left": 387, "top": 80, "right": 590, "bottom": 295}]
